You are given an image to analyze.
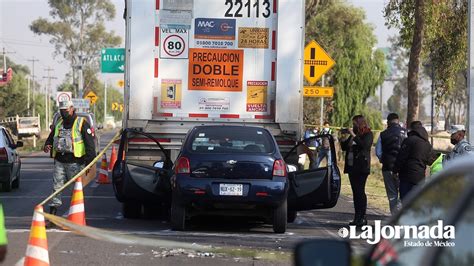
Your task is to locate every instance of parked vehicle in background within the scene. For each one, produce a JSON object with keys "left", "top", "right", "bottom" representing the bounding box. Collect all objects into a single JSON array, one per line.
[
  {"left": 116, "top": 0, "right": 314, "bottom": 219},
  {"left": 16, "top": 115, "right": 41, "bottom": 139},
  {"left": 294, "top": 155, "right": 474, "bottom": 266},
  {"left": 0, "top": 126, "right": 22, "bottom": 192}
]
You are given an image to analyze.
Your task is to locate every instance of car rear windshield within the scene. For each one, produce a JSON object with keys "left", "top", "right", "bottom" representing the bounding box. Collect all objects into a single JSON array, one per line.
[{"left": 188, "top": 127, "right": 275, "bottom": 153}]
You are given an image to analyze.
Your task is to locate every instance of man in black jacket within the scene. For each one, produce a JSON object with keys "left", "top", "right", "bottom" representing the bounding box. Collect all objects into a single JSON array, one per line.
[
  {"left": 394, "top": 121, "right": 432, "bottom": 202},
  {"left": 375, "top": 113, "right": 406, "bottom": 215}
]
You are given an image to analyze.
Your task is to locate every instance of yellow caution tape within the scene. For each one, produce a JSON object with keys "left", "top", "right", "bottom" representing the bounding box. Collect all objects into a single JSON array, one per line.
[
  {"left": 40, "top": 211, "right": 212, "bottom": 251},
  {"left": 39, "top": 130, "right": 122, "bottom": 206}
]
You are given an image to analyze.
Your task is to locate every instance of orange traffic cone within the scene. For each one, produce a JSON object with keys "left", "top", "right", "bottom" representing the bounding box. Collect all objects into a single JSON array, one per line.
[
  {"left": 67, "top": 177, "right": 86, "bottom": 226},
  {"left": 24, "top": 205, "right": 50, "bottom": 266},
  {"left": 96, "top": 154, "right": 111, "bottom": 184},
  {"left": 109, "top": 145, "right": 118, "bottom": 172}
]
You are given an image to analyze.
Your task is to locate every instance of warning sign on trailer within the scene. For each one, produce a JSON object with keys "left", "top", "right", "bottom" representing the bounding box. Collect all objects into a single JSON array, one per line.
[
  {"left": 188, "top": 48, "right": 243, "bottom": 91},
  {"left": 238, "top": 27, "right": 269, "bottom": 49},
  {"left": 160, "top": 27, "right": 189, "bottom": 59},
  {"left": 198, "top": 97, "right": 230, "bottom": 111},
  {"left": 161, "top": 79, "right": 182, "bottom": 108},
  {"left": 246, "top": 81, "right": 268, "bottom": 112}
]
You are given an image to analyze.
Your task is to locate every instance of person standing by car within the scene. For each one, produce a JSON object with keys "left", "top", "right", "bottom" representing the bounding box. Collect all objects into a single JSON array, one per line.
[
  {"left": 0, "top": 204, "right": 7, "bottom": 262},
  {"left": 394, "top": 121, "right": 432, "bottom": 202},
  {"left": 375, "top": 113, "right": 406, "bottom": 215},
  {"left": 315, "top": 121, "right": 333, "bottom": 168},
  {"left": 43, "top": 100, "right": 96, "bottom": 219},
  {"left": 341, "top": 115, "right": 373, "bottom": 226},
  {"left": 444, "top": 126, "right": 473, "bottom": 164}
]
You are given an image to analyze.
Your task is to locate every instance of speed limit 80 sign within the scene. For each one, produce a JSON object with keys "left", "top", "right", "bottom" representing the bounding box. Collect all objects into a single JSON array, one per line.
[{"left": 160, "top": 27, "right": 189, "bottom": 59}]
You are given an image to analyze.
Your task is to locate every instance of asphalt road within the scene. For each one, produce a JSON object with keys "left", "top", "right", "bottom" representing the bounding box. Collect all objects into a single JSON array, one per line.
[{"left": 1, "top": 130, "right": 388, "bottom": 265}]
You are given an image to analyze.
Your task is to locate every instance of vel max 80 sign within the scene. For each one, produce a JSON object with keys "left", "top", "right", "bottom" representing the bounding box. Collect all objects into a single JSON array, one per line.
[{"left": 160, "top": 28, "right": 189, "bottom": 59}]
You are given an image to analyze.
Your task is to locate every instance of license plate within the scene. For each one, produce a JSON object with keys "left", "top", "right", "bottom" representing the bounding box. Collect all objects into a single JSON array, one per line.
[{"left": 219, "top": 184, "right": 243, "bottom": 196}]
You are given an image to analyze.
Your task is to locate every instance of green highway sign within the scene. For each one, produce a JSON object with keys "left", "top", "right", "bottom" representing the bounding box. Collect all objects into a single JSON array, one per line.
[{"left": 101, "top": 48, "right": 125, "bottom": 73}]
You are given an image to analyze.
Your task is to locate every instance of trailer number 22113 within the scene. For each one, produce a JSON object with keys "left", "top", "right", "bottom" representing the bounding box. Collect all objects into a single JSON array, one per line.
[{"left": 224, "top": 0, "right": 271, "bottom": 18}]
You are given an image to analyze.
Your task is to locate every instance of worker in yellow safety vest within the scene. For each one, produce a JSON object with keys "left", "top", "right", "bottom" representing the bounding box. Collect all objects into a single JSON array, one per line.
[
  {"left": 43, "top": 100, "right": 96, "bottom": 222},
  {"left": 0, "top": 204, "right": 7, "bottom": 262}
]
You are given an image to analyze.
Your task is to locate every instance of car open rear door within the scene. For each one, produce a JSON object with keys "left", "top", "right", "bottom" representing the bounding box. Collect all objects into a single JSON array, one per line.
[{"left": 283, "top": 134, "right": 341, "bottom": 211}]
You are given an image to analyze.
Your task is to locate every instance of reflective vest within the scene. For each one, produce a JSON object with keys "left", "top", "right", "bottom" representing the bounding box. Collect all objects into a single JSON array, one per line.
[
  {"left": 52, "top": 117, "right": 86, "bottom": 158},
  {"left": 0, "top": 205, "right": 7, "bottom": 245},
  {"left": 430, "top": 153, "right": 444, "bottom": 175}
]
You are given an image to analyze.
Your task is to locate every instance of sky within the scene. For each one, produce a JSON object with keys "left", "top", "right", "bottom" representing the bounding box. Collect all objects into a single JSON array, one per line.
[{"left": 0, "top": 0, "right": 395, "bottom": 97}]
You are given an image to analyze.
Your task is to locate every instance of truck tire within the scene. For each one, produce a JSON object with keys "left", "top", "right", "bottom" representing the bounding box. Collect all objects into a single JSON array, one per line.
[
  {"left": 143, "top": 204, "right": 160, "bottom": 219},
  {"left": 272, "top": 199, "right": 287, "bottom": 233},
  {"left": 170, "top": 196, "right": 186, "bottom": 231},
  {"left": 287, "top": 210, "right": 297, "bottom": 223},
  {"left": 122, "top": 201, "right": 141, "bottom": 219}
]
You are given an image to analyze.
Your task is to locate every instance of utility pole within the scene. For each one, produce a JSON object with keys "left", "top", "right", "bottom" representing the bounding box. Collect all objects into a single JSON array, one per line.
[
  {"left": 469, "top": 0, "right": 474, "bottom": 142},
  {"left": 104, "top": 79, "right": 107, "bottom": 124},
  {"left": 43, "top": 67, "right": 57, "bottom": 128},
  {"left": 1, "top": 47, "right": 15, "bottom": 72},
  {"left": 26, "top": 76, "right": 31, "bottom": 115},
  {"left": 77, "top": 55, "right": 84, "bottom": 98},
  {"left": 27, "top": 57, "right": 39, "bottom": 116}
]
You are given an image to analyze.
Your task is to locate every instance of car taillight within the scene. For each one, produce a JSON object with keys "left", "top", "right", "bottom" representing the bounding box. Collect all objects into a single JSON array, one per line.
[
  {"left": 273, "top": 159, "right": 286, "bottom": 177},
  {"left": 0, "top": 148, "right": 8, "bottom": 162},
  {"left": 175, "top": 157, "right": 190, "bottom": 174}
]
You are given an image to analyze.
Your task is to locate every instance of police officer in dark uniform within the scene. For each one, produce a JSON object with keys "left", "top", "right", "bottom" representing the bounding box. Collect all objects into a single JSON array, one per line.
[{"left": 43, "top": 100, "right": 96, "bottom": 218}]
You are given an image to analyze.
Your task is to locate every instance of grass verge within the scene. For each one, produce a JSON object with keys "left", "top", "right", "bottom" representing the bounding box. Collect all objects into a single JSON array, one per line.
[{"left": 339, "top": 163, "right": 390, "bottom": 214}]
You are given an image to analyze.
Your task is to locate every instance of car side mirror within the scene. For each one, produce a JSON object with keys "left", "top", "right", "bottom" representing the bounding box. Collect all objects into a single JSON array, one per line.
[
  {"left": 294, "top": 239, "right": 351, "bottom": 266},
  {"left": 153, "top": 160, "right": 165, "bottom": 169},
  {"left": 11, "top": 141, "right": 23, "bottom": 149},
  {"left": 287, "top": 164, "right": 298, "bottom": 173}
]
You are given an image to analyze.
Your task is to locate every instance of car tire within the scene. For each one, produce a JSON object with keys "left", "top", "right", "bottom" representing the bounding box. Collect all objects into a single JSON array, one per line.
[
  {"left": 2, "top": 180, "right": 12, "bottom": 192},
  {"left": 272, "top": 199, "right": 287, "bottom": 233},
  {"left": 122, "top": 201, "right": 141, "bottom": 219},
  {"left": 287, "top": 210, "right": 297, "bottom": 223},
  {"left": 170, "top": 195, "right": 186, "bottom": 231},
  {"left": 12, "top": 170, "right": 20, "bottom": 189}
]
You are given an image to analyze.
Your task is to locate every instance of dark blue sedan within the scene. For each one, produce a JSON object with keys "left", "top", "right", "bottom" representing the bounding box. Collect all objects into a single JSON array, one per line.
[{"left": 170, "top": 125, "right": 289, "bottom": 233}]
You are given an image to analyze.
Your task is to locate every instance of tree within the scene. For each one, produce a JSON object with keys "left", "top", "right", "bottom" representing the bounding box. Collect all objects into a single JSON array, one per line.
[
  {"left": 305, "top": 1, "right": 386, "bottom": 129},
  {"left": 385, "top": 0, "right": 426, "bottom": 126},
  {"left": 30, "top": 0, "right": 122, "bottom": 89},
  {"left": 385, "top": 0, "right": 468, "bottom": 128},
  {"left": 424, "top": 1, "right": 468, "bottom": 128}
]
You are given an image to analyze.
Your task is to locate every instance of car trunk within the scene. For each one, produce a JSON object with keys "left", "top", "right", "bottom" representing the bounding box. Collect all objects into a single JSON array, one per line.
[{"left": 188, "top": 154, "right": 275, "bottom": 179}]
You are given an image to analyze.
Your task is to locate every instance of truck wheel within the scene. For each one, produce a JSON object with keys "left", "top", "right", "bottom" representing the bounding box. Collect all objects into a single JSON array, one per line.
[
  {"left": 287, "top": 210, "right": 297, "bottom": 223},
  {"left": 272, "top": 199, "right": 287, "bottom": 233},
  {"left": 143, "top": 204, "right": 160, "bottom": 219},
  {"left": 12, "top": 171, "right": 20, "bottom": 189},
  {"left": 122, "top": 201, "right": 141, "bottom": 219},
  {"left": 170, "top": 196, "right": 186, "bottom": 231}
]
